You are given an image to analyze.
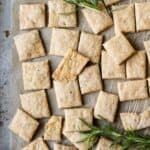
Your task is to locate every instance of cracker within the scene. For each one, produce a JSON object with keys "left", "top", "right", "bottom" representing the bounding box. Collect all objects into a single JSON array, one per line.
[
  {"left": 64, "top": 108, "right": 93, "bottom": 132},
  {"left": 52, "top": 49, "right": 89, "bottom": 82},
  {"left": 63, "top": 131, "right": 91, "bottom": 150},
  {"left": 147, "top": 77, "right": 150, "bottom": 95},
  {"left": 118, "top": 80, "right": 148, "bottom": 101},
  {"left": 48, "top": 0, "right": 77, "bottom": 28},
  {"left": 82, "top": 3, "right": 113, "bottom": 34},
  {"left": 94, "top": 91, "right": 118, "bottom": 122},
  {"left": 20, "top": 4, "right": 45, "bottom": 30},
  {"left": 96, "top": 138, "right": 122, "bottom": 150},
  {"left": 22, "top": 137, "right": 49, "bottom": 150},
  {"left": 54, "top": 80, "right": 82, "bottom": 108},
  {"left": 104, "top": 0, "right": 120, "bottom": 6},
  {"left": 144, "top": 40, "right": 150, "bottom": 64},
  {"left": 135, "top": 2, "right": 150, "bottom": 31},
  {"left": 126, "top": 51, "right": 146, "bottom": 79},
  {"left": 9, "top": 109, "right": 39, "bottom": 142},
  {"left": 44, "top": 116, "right": 63, "bottom": 141},
  {"left": 138, "top": 109, "right": 150, "bottom": 130},
  {"left": 54, "top": 143, "right": 77, "bottom": 150},
  {"left": 120, "top": 109, "right": 150, "bottom": 131},
  {"left": 113, "top": 4, "right": 135, "bottom": 34},
  {"left": 50, "top": 28, "right": 79, "bottom": 56},
  {"left": 79, "top": 65, "right": 102, "bottom": 94},
  {"left": 120, "top": 113, "right": 140, "bottom": 131},
  {"left": 101, "top": 51, "right": 125, "bottom": 79},
  {"left": 78, "top": 32, "right": 103, "bottom": 63},
  {"left": 20, "top": 90, "right": 50, "bottom": 119},
  {"left": 103, "top": 33, "right": 135, "bottom": 64},
  {"left": 22, "top": 60, "right": 51, "bottom": 91},
  {"left": 14, "top": 30, "right": 45, "bottom": 61}
]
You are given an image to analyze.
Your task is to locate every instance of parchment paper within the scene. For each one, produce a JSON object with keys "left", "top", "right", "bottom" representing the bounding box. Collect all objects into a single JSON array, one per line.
[{"left": 10, "top": 0, "right": 150, "bottom": 149}]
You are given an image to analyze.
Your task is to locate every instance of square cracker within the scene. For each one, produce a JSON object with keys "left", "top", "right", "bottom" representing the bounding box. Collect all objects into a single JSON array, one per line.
[
  {"left": 135, "top": 2, "right": 150, "bottom": 32},
  {"left": 9, "top": 109, "right": 39, "bottom": 142},
  {"left": 78, "top": 32, "right": 103, "bottom": 63},
  {"left": 144, "top": 40, "right": 150, "bottom": 64},
  {"left": 48, "top": 0, "right": 77, "bottom": 28},
  {"left": 54, "top": 80, "right": 82, "bottom": 108},
  {"left": 103, "top": 33, "right": 135, "bottom": 64},
  {"left": 101, "top": 51, "right": 125, "bottom": 79},
  {"left": 23, "top": 137, "right": 49, "bottom": 150},
  {"left": 118, "top": 80, "right": 148, "bottom": 101},
  {"left": 126, "top": 51, "right": 146, "bottom": 79},
  {"left": 14, "top": 30, "right": 45, "bottom": 61},
  {"left": 104, "top": 0, "right": 120, "bottom": 6},
  {"left": 79, "top": 65, "right": 102, "bottom": 94},
  {"left": 120, "top": 113, "right": 140, "bottom": 131},
  {"left": 94, "top": 91, "right": 118, "bottom": 122},
  {"left": 20, "top": 4, "right": 45, "bottom": 30},
  {"left": 22, "top": 60, "right": 51, "bottom": 91},
  {"left": 64, "top": 108, "right": 93, "bottom": 132},
  {"left": 50, "top": 28, "right": 79, "bottom": 56},
  {"left": 52, "top": 49, "right": 89, "bottom": 82},
  {"left": 54, "top": 143, "right": 77, "bottom": 150},
  {"left": 44, "top": 116, "right": 63, "bottom": 141},
  {"left": 20, "top": 90, "right": 50, "bottom": 119},
  {"left": 96, "top": 138, "right": 122, "bottom": 150},
  {"left": 82, "top": 3, "right": 113, "bottom": 34},
  {"left": 147, "top": 77, "right": 150, "bottom": 95},
  {"left": 63, "top": 131, "right": 92, "bottom": 150},
  {"left": 113, "top": 4, "right": 135, "bottom": 34},
  {"left": 120, "top": 108, "right": 150, "bottom": 131}
]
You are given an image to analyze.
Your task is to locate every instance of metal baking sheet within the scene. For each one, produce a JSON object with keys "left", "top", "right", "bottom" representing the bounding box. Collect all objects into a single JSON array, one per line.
[{"left": 9, "top": 0, "right": 150, "bottom": 149}]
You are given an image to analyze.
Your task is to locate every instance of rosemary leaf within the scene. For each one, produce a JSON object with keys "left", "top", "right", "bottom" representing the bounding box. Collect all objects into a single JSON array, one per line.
[{"left": 78, "top": 119, "right": 150, "bottom": 150}]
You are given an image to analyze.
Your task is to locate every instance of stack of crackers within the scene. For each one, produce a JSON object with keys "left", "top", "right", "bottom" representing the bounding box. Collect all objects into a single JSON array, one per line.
[{"left": 9, "top": 0, "right": 150, "bottom": 149}]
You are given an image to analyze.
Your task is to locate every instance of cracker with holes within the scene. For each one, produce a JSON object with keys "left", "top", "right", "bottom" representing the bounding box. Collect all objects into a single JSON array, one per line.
[
  {"left": 101, "top": 51, "right": 125, "bottom": 79},
  {"left": 20, "top": 4, "right": 45, "bottom": 30},
  {"left": 135, "top": 2, "right": 150, "bottom": 31},
  {"left": 20, "top": 90, "right": 50, "bottom": 119},
  {"left": 79, "top": 65, "right": 102, "bottom": 94},
  {"left": 118, "top": 80, "right": 148, "bottom": 101},
  {"left": 126, "top": 51, "right": 146, "bottom": 79},
  {"left": 64, "top": 108, "right": 93, "bottom": 132},
  {"left": 52, "top": 49, "right": 89, "bottom": 82},
  {"left": 14, "top": 30, "right": 45, "bottom": 61},
  {"left": 96, "top": 138, "right": 122, "bottom": 150},
  {"left": 104, "top": 0, "right": 120, "bottom": 6},
  {"left": 103, "top": 33, "right": 135, "bottom": 64},
  {"left": 22, "top": 61, "right": 50, "bottom": 91},
  {"left": 48, "top": 0, "right": 77, "bottom": 28},
  {"left": 144, "top": 40, "right": 150, "bottom": 64},
  {"left": 22, "top": 137, "right": 49, "bottom": 150},
  {"left": 9, "top": 109, "right": 39, "bottom": 142},
  {"left": 50, "top": 28, "right": 79, "bottom": 56},
  {"left": 82, "top": 3, "right": 113, "bottom": 34},
  {"left": 113, "top": 4, "right": 135, "bottom": 34},
  {"left": 78, "top": 32, "right": 103, "bottom": 63},
  {"left": 94, "top": 91, "right": 118, "bottom": 122},
  {"left": 63, "top": 131, "right": 92, "bottom": 150},
  {"left": 54, "top": 143, "right": 77, "bottom": 150},
  {"left": 44, "top": 116, "right": 63, "bottom": 141},
  {"left": 54, "top": 80, "right": 82, "bottom": 108}
]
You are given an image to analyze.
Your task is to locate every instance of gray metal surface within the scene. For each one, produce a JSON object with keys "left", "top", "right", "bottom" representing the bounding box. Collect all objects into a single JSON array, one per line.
[
  {"left": 0, "top": 0, "right": 12, "bottom": 149},
  {"left": 1, "top": 0, "right": 150, "bottom": 149}
]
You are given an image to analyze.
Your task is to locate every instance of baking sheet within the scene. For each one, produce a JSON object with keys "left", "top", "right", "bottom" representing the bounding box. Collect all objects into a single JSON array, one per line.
[{"left": 11, "top": 0, "right": 150, "bottom": 149}]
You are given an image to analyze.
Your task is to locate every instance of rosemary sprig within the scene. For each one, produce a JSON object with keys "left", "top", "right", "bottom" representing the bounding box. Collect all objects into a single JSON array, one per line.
[
  {"left": 64, "top": 0, "right": 103, "bottom": 12},
  {"left": 78, "top": 119, "right": 150, "bottom": 150}
]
